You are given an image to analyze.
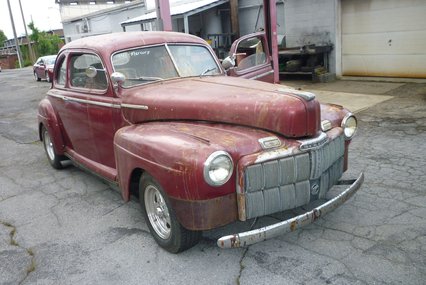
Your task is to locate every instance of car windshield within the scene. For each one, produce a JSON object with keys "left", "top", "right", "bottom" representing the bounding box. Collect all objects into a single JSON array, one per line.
[
  {"left": 44, "top": 57, "right": 56, "bottom": 65},
  {"left": 111, "top": 44, "right": 221, "bottom": 87}
]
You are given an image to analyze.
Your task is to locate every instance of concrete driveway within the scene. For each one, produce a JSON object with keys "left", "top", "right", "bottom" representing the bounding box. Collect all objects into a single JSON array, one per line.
[{"left": 1, "top": 67, "right": 425, "bottom": 284}]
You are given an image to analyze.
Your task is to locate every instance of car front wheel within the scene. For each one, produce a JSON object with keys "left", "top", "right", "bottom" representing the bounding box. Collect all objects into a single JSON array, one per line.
[
  {"left": 34, "top": 72, "right": 41, "bottom": 81},
  {"left": 41, "top": 125, "right": 64, "bottom": 169},
  {"left": 139, "top": 173, "right": 201, "bottom": 253},
  {"left": 45, "top": 72, "right": 50, "bottom": 83}
]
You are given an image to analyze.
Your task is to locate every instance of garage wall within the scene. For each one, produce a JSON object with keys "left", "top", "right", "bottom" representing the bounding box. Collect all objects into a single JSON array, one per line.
[
  {"left": 238, "top": 0, "right": 285, "bottom": 38},
  {"left": 282, "top": 0, "right": 338, "bottom": 74},
  {"left": 63, "top": 4, "right": 146, "bottom": 42},
  {"left": 342, "top": 0, "right": 426, "bottom": 78}
]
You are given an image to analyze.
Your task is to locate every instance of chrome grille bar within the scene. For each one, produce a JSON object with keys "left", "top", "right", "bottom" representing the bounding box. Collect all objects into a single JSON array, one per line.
[{"left": 242, "top": 134, "right": 345, "bottom": 220}]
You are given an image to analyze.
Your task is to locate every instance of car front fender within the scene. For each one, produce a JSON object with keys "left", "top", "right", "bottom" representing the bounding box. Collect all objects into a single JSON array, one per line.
[
  {"left": 114, "top": 122, "right": 241, "bottom": 230},
  {"left": 114, "top": 123, "right": 239, "bottom": 201}
]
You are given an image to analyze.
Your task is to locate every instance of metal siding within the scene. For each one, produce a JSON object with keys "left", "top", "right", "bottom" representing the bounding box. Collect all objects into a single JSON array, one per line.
[{"left": 342, "top": 0, "right": 426, "bottom": 78}]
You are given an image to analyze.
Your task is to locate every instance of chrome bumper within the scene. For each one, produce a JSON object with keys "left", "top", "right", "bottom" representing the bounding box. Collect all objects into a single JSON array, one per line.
[{"left": 217, "top": 172, "right": 364, "bottom": 248}]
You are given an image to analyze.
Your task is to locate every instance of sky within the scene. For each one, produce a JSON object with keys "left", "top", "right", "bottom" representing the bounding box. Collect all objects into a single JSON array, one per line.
[{"left": 0, "top": 0, "right": 63, "bottom": 39}]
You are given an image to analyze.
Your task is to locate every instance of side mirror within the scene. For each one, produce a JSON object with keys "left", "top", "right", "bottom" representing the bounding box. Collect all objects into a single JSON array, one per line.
[
  {"left": 111, "top": 72, "right": 126, "bottom": 86},
  {"left": 85, "top": 66, "right": 98, "bottom": 78},
  {"left": 222, "top": 56, "right": 235, "bottom": 70}
]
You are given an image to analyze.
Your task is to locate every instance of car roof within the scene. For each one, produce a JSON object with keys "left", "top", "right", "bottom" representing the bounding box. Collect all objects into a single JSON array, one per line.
[{"left": 61, "top": 31, "right": 207, "bottom": 55}]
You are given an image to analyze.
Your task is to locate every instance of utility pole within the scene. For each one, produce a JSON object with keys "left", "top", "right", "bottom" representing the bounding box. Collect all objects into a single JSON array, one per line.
[
  {"left": 7, "top": 0, "right": 23, "bottom": 68},
  {"left": 229, "top": 0, "right": 240, "bottom": 41},
  {"left": 18, "top": 0, "right": 35, "bottom": 62}
]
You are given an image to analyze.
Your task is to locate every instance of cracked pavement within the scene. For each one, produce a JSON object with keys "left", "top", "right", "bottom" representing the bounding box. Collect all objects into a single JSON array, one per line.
[{"left": 0, "top": 67, "right": 425, "bottom": 284}]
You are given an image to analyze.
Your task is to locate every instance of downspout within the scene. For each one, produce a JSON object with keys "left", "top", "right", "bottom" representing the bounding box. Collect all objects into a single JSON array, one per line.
[
  {"left": 263, "top": 0, "right": 279, "bottom": 83},
  {"left": 155, "top": 0, "right": 172, "bottom": 31}
]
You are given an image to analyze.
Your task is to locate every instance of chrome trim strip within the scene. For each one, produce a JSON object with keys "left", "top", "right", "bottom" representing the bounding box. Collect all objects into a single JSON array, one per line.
[
  {"left": 164, "top": 43, "right": 182, "bottom": 77},
  {"left": 121, "top": 103, "right": 149, "bottom": 110},
  {"left": 298, "top": 132, "right": 328, "bottom": 151},
  {"left": 48, "top": 93, "right": 65, "bottom": 100},
  {"left": 277, "top": 88, "right": 316, "bottom": 101},
  {"left": 217, "top": 172, "right": 364, "bottom": 248},
  {"left": 254, "top": 147, "right": 293, "bottom": 164},
  {"left": 48, "top": 93, "right": 121, "bottom": 109},
  {"left": 250, "top": 70, "right": 274, "bottom": 80}
]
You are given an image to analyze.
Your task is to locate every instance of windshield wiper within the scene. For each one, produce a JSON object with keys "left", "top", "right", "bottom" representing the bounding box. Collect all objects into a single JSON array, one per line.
[
  {"left": 200, "top": 67, "right": 217, "bottom": 77},
  {"left": 126, "top": 76, "right": 163, "bottom": 82}
]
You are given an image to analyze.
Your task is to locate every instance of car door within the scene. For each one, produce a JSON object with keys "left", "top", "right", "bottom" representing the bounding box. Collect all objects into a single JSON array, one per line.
[
  {"left": 226, "top": 32, "right": 274, "bottom": 83},
  {"left": 36, "top": 58, "right": 46, "bottom": 79},
  {"left": 48, "top": 53, "right": 95, "bottom": 161},
  {"left": 49, "top": 52, "right": 121, "bottom": 173}
]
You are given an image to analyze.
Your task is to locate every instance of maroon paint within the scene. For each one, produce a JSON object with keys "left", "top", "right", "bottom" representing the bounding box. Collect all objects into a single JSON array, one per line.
[{"left": 38, "top": 32, "right": 354, "bottom": 231}]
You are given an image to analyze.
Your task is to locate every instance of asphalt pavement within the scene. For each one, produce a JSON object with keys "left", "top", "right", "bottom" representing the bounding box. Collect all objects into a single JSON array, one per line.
[{"left": 0, "top": 67, "right": 425, "bottom": 284}]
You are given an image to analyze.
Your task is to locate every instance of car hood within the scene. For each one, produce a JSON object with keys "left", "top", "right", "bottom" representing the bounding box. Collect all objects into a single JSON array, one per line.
[{"left": 121, "top": 76, "right": 320, "bottom": 138}]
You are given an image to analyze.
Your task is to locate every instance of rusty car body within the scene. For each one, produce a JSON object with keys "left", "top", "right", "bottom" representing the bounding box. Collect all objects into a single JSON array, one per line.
[{"left": 38, "top": 31, "right": 363, "bottom": 253}]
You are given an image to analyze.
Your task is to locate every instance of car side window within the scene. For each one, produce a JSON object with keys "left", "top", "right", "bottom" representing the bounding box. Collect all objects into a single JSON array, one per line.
[
  {"left": 56, "top": 57, "right": 67, "bottom": 86},
  {"left": 234, "top": 36, "right": 267, "bottom": 71},
  {"left": 70, "top": 53, "right": 107, "bottom": 91}
]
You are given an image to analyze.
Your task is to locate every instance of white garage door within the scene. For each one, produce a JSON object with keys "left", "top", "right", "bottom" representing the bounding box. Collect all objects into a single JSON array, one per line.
[{"left": 342, "top": 0, "right": 426, "bottom": 78}]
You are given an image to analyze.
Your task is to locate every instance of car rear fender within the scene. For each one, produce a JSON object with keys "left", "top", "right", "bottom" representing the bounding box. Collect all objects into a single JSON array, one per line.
[{"left": 38, "top": 98, "right": 65, "bottom": 155}]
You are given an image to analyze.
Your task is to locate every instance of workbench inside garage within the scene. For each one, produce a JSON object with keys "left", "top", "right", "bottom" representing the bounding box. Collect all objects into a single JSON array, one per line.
[{"left": 278, "top": 45, "right": 333, "bottom": 81}]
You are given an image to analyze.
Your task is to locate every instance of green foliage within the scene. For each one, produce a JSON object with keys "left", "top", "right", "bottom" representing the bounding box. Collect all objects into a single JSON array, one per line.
[
  {"left": 38, "top": 33, "right": 62, "bottom": 55},
  {"left": 0, "top": 30, "right": 6, "bottom": 47},
  {"left": 27, "top": 21, "right": 63, "bottom": 57},
  {"left": 28, "top": 22, "right": 40, "bottom": 43}
]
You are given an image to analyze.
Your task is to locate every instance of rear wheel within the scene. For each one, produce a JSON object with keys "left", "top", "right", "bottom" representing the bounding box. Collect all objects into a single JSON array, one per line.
[
  {"left": 41, "top": 125, "right": 64, "bottom": 169},
  {"left": 139, "top": 173, "right": 201, "bottom": 253},
  {"left": 34, "top": 72, "right": 41, "bottom": 81}
]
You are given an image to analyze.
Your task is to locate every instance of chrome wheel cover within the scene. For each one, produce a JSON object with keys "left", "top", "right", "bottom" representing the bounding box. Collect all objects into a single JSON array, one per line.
[
  {"left": 34, "top": 72, "right": 38, "bottom": 81},
  {"left": 43, "top": 129, "right": 55, "bottom": 161},
  {"left": 144, "top": 185, "right": 171, "bottom": 239}
]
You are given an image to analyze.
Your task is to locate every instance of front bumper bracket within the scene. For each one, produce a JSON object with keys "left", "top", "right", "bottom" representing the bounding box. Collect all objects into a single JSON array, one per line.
[{"left": 217, "top": 172, "right": 364, "bottom": 248}]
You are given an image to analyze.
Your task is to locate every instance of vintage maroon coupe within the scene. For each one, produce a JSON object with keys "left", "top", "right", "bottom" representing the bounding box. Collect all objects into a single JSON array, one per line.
[{"left": 38, "top": 31, "right": 363, "bottom": 253}]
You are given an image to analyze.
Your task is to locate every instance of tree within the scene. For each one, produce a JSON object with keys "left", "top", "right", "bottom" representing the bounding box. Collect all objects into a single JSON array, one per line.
[
  {"left": 28, "top": 21, "right": 63, "bottom": 57},
  {"left": 0, "top": 30, "right": 7, "bottom": 47}
]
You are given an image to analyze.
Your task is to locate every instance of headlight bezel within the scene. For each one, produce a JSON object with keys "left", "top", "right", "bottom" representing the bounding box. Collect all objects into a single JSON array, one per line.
[
  {"left": 203, "top": 151, "right": 234, "bottom": 187},
  {"left": 341, "top": 113, "right": 358, "bottom": 140}
]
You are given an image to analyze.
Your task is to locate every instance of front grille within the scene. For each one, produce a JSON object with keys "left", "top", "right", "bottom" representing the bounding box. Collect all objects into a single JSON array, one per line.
[{"left": 243, "top": 135, "right": 345, "bottom": 219}]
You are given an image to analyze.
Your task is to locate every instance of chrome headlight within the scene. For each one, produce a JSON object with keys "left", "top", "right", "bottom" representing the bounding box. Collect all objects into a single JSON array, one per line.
[
  {"left": 341, "top": 114, "right": 358, "bottom": 139},
  {"left": 203, "top": 151, "right": 234, "bottom": 186}
]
